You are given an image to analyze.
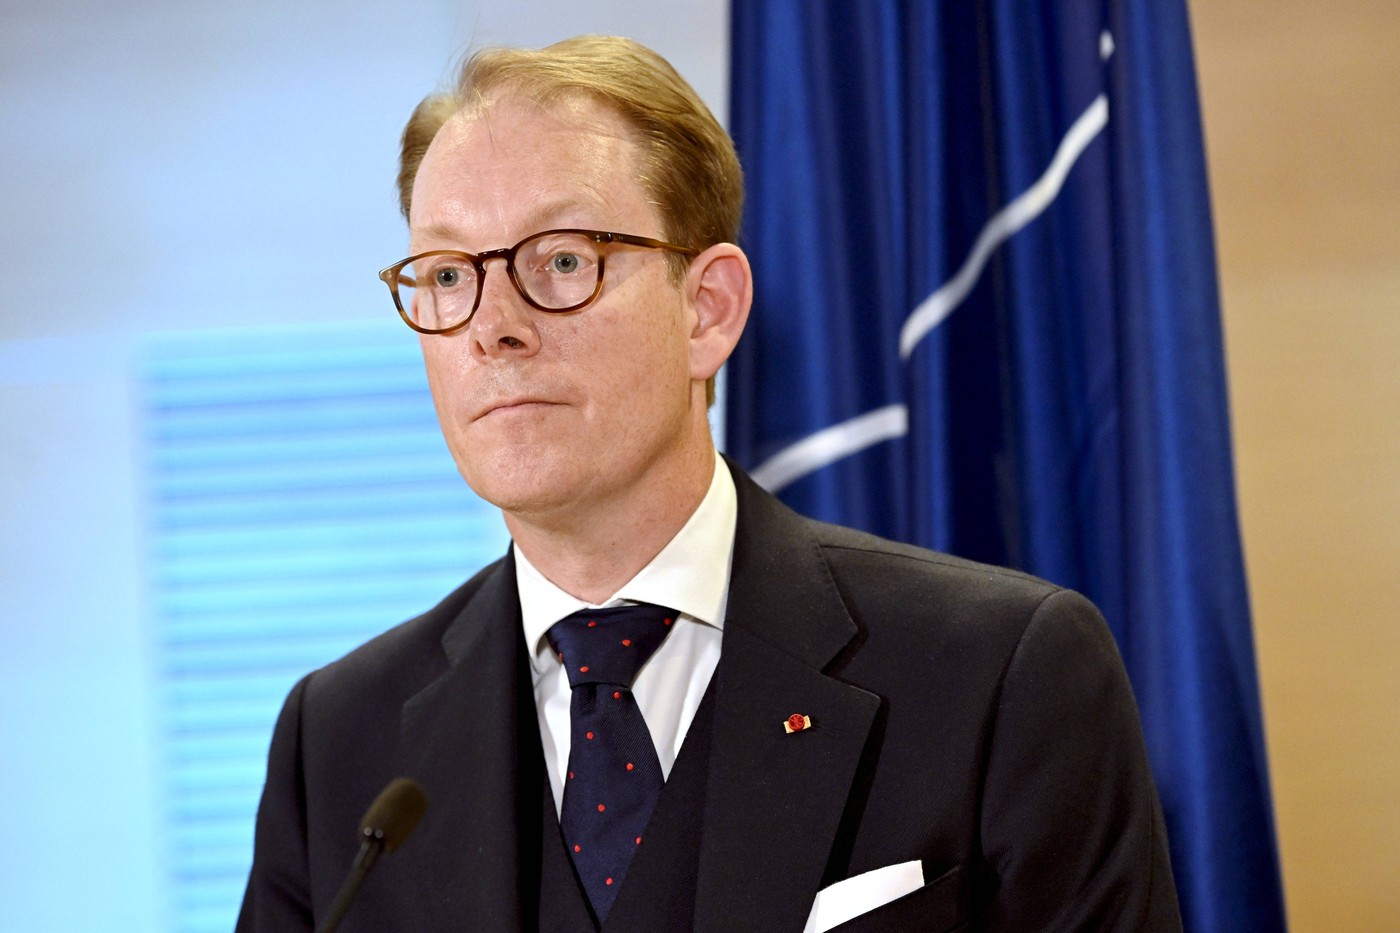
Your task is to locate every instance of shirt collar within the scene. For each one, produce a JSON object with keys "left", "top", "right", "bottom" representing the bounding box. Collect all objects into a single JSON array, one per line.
[{"left": 516, "top": 451, "right": 736, "bottom": 673}]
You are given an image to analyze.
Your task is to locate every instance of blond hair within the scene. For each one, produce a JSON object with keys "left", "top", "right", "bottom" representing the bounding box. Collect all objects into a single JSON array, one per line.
[{"left": 396, "top": 35, "right": 743, "bottom": 278}]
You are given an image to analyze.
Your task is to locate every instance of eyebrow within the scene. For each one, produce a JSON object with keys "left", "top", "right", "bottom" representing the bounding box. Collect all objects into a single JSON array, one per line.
[{"left": 410, "top": 221, "right": 467, "bottom": 245}]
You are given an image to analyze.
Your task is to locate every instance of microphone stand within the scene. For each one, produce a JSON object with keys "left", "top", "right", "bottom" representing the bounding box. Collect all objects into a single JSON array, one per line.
[{"left": 315, "top": 830, "right": 386, "bottom": 933}]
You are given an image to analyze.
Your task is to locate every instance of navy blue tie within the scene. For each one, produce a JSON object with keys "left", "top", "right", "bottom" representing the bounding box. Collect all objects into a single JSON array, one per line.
[{"left": 547, "top": 604, "right": 675, "bottom": 924}]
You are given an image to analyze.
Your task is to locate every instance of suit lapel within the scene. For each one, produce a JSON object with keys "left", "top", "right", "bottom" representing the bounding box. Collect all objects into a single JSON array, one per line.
[
  {"left": 391, "top": 551, "right": 528, "bottom": 932},
  {"left": 694, "top": 468, "right": 881, "bottom": 933}
]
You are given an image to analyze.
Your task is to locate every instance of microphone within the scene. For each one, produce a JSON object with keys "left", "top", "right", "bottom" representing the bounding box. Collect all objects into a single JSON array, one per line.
[{"left": 315, "top": 777, "right": 429, "bottom": 933}]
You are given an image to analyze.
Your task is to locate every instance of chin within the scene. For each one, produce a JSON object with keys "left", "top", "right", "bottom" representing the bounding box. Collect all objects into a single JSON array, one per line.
[{"left": 456, "top": 449, "right": 578, "bottom": 516}]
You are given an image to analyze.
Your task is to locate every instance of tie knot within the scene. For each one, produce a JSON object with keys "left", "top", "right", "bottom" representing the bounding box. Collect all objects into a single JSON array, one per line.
[{"left": 546, "top": 604, "right": 675, "bottom": 688}]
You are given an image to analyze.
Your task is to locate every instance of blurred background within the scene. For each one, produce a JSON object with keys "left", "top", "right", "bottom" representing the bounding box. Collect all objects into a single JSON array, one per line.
[
  {"left": 0, "top": 1, "right": 1394, "bottom": 929},
  {"left": 1191, "top": 1, "right": 1400, "bottom": 928}
]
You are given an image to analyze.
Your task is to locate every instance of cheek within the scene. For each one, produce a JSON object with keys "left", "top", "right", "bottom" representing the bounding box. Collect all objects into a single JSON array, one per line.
[
  {"left": 604, "top": 328, "right": 695, "bottom": 441},
  {"left": 590, "top": 280, "right": 691, "bottom": 375},
  {"left": 419, "top": 340, "right": 471, "bottom": 428},
  {"left": 580, "top": 322, "right": 686, "bottom": 418}
]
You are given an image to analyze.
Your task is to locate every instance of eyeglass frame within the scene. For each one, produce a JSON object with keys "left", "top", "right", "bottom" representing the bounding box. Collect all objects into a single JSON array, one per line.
[{"left": 378, "top": 228, "right": 701, "bottom": 336}]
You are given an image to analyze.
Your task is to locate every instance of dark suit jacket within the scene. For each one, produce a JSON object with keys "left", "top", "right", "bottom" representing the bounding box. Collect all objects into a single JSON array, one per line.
[{"left": 238, "top": 465, "right": 1181, "bottom": 932}]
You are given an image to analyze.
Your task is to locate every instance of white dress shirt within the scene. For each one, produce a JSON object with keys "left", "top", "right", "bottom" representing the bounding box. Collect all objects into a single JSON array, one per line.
[{"left": 516, "top": 452, "right": 737, "bottom": 816}]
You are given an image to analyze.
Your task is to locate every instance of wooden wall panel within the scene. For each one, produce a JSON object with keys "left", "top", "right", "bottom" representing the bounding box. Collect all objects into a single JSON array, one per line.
[{"left": 1190, "top": 2, "right": 1400, "bottom": 928}]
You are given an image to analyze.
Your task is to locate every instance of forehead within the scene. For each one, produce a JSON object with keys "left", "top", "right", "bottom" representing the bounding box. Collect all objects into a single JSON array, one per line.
[{"left": 409, "top": 93, "right": 659, "bottom": 248}]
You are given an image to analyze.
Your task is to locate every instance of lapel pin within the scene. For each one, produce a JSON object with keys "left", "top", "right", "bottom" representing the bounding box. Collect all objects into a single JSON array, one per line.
[{"left": 783, "top": 713, "right": 812, "bottom": 734}]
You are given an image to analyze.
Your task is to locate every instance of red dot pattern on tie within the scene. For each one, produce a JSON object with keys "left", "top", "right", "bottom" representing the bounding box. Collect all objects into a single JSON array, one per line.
[{"left": 546, "top": 603, "right": 674, "bottom": 924}]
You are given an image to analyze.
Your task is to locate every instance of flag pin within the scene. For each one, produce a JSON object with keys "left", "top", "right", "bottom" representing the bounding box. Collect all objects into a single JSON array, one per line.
[{"left": 783, "top": 713, "right": 812, "bottom": 734}]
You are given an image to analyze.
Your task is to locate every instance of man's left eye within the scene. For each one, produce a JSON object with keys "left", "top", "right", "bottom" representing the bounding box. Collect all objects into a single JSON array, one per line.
[{"left": 550, "top": 253, "right": 581, "bottom": 274}]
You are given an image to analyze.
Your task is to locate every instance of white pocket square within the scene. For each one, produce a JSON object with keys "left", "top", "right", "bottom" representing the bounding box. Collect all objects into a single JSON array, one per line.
[{"left": 803, "top": 860, "right": 925, "bottom": 933}]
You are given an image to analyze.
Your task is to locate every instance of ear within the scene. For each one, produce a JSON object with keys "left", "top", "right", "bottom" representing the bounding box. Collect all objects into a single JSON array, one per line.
[{"left": 684, "top": 243, "right": 753, "bottom": 383}]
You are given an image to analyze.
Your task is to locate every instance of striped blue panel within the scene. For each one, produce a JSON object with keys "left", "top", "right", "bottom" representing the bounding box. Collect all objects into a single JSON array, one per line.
[{"left": 143, "top": 322, "right": 510, "bottom": 933}]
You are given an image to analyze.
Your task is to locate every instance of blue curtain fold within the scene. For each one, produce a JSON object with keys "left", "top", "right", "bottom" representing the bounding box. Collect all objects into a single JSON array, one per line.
[{"left": 726, "top": 1, "right": 1286, "bottom": 929}]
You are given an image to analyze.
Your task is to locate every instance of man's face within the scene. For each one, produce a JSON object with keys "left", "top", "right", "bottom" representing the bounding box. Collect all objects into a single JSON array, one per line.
[{"left": 408, "top": 94, "right": 702, "bottom": 527}]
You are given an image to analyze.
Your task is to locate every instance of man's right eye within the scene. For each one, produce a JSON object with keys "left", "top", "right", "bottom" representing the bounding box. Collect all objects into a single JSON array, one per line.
[{"left": 434, "top": 267, "right": 463, "bottom": 288}]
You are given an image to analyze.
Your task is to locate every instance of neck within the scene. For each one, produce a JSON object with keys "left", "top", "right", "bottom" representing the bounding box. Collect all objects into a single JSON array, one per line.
[{"left": 504, "top": 441, "right": 717, "bottom": 604}]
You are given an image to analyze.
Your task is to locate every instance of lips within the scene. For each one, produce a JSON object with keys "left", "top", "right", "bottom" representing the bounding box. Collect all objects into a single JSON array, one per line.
[
  {"left": 475, "top": 397, "right": 558, "bottom": 421},
  {"left": 468, "top": 374, "right": 571, "bottom": 422}
]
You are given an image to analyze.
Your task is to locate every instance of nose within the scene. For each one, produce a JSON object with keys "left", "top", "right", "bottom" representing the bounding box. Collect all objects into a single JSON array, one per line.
[{"left": 468, "top": 256, "right": 540, "bottom": 358}]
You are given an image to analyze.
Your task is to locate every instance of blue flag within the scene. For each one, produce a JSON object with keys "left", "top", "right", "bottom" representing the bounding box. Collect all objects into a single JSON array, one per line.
[{"left": 726, "top": 2, "right": 1285, "bottom": 929}]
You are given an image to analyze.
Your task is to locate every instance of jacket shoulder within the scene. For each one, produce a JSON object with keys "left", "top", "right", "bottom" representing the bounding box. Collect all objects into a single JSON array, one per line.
[
  {"left": 304, "top": 555, "right": 507, "bottom": 700},
  {"left": 807, "top": 517, "right": 1063, "bottom": 606},
  {"left": 800, "top": 516, "right": 1120, "bottom": 688}
]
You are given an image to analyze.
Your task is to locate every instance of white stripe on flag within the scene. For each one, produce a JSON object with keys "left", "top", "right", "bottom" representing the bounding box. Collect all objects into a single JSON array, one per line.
[
  {"left": 749, "top": 86, "right": 1111, "bottom": 493},
  {"left": 898, "top": 92, "right": 1110, "bottom": 360},
  {"left": 751, "top": 404, "right": 910, "bottom": 494}
]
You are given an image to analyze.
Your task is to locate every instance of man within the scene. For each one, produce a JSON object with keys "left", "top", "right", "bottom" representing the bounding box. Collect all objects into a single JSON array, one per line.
[{"left": 239, "top": 36, "right": 1180, "bottom": 932}]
